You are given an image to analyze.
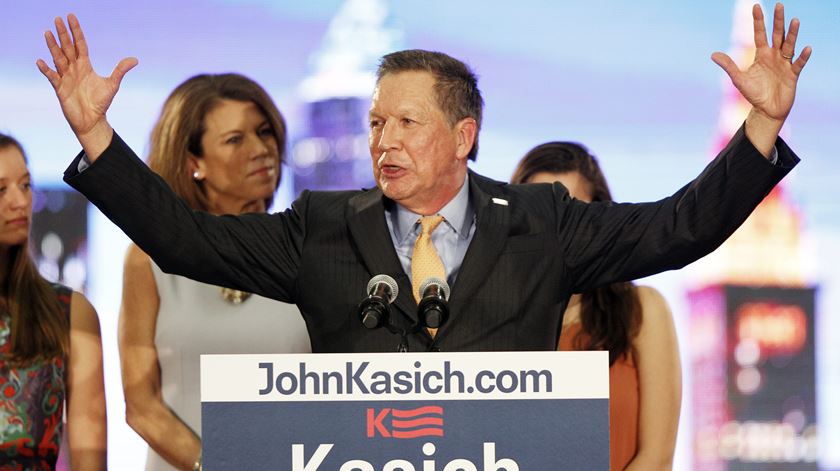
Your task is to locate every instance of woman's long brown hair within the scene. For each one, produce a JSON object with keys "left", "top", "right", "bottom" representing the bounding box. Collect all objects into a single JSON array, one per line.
[
  {"left": 0, "top": 134, "right": 68, "bottom": 365},
  {"left": 512, "top": 141, "right": 641, "bottom": 365}
]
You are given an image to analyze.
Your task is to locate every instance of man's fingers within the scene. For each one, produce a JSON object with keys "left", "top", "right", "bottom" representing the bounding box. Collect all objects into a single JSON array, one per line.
[
  {"left": 792, "top": 46, "right": 812, "bottom": 76},
  {"left": 110, "top": 57, "right": 139, "bottom": 86},
  {"left": 68, "top": 13, "right": 89, "bottom": 58},
  {"left": 36, "top": 59, "right": 60, "bottom": 90},
  {"left": 54, "top": 16, "right": 77, "bottom": 63},
  {"left": 782, "top": 18, "right": 799, "bottom": 59},
  {"left": 45, "top": 30, "right": 69, "bottom": 74},
  {"left": 771, "top": 3, "right": 785, "bottom": 49},
  {"left": 752, "top": 4, "right": 768, "bottom": 49},
  {"left": 711, "top": 52, "right": 740, "bottom": 81}
]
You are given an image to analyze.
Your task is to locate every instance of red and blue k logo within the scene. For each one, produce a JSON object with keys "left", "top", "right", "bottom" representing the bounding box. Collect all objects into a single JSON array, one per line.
[{"left": 366, "top": 406, "right": 444, "bottom": 438}]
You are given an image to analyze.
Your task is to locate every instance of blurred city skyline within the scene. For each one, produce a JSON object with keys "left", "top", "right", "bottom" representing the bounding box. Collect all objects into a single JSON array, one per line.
[{"left": 2, "top": 1, "right": 839, "bottom": 469}]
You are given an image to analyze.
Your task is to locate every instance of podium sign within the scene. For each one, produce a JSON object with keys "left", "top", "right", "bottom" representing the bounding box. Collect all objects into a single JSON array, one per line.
[{"left": 201, "top": 351, "right": 608, "bottom": 470}]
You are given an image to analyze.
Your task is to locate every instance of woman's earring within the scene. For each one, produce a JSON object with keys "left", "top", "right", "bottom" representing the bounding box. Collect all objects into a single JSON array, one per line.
[{"left": 193, "top": 171, "right": 201, "bottom": 180}]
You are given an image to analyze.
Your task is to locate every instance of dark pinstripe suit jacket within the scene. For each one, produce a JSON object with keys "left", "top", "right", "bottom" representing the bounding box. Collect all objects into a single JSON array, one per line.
[{"left": 65, "top": 126, "right": 798, "bottom": 353}]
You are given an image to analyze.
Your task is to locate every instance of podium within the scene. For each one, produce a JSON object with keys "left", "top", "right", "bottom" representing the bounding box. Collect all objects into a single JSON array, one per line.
[{"left": 201, "top": 351, "right": 609, "bottom": 470}]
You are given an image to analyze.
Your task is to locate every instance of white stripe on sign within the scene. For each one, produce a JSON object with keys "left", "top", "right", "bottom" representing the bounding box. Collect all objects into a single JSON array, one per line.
[{"left": 201, "top": 351, "right": 608, "bottom": 402}]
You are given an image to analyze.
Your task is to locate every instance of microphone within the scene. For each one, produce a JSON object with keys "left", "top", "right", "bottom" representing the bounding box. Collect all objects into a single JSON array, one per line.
[
  {"left": 357, "top": 274, "right": 399, "bottom": 329},
  {"left": 417, "top": 277, "right": 450, "bottom": 329}
]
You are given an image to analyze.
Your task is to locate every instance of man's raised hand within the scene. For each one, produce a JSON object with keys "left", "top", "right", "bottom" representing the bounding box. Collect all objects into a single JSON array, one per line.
[
  {"left": 36, "top": 14, "right": 138, "bottom": 159},
  {"left": 711, "top": 3, "right": 812, "bottom": 156}
]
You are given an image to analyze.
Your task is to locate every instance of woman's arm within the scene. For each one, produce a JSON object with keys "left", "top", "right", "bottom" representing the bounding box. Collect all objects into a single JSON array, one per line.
[
  {"left": 624, "top": 286, "right": 682, "bottom": 471},
  {"left": 118, "top": 243, "right": 201, "bottom": 471},
  {"left": 66, "top": 291, "right": 107, "bottom": 469}
]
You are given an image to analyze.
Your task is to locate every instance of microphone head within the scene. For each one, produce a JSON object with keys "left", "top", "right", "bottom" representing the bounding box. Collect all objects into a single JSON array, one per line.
[
  {"left": 367, "top": 274, "right": 399, "bottom": 303},
  {"left": 418, "top": 277, "right": 449, "bottom": 300}
]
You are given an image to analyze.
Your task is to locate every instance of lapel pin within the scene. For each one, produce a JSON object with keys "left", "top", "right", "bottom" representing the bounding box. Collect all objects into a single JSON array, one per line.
[{"left": 491, "top": 198, "right": 508, "bottom": 206}]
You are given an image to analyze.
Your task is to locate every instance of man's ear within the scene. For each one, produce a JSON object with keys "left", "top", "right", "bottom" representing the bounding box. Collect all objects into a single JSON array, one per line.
[
  {"left": 188, "top": 152, "right": 205, "bottom": 180},
  {"left": 454, "top": 117, "right": 477, "bottom": 161}
]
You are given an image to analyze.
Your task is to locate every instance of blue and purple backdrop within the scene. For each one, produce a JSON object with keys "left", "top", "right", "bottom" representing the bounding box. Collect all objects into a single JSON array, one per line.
[{"left": 2, "top": 1, "right": 839, "bottom": 469}]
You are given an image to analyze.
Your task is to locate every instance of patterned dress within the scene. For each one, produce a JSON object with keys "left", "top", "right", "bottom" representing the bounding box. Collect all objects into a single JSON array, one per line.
[{"left": 0, "top": 286, "right": 71, "bottom": 471}]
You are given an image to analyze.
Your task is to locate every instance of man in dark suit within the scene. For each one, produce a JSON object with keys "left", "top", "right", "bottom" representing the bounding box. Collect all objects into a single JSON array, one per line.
[{"left": 38, "top": 6, "right": 810, "bottom": 353}]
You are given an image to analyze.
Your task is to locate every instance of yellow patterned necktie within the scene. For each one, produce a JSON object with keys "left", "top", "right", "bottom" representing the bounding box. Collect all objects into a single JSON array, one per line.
[{"left": 411, "top": 215, "right": 446, "bottom": 337}]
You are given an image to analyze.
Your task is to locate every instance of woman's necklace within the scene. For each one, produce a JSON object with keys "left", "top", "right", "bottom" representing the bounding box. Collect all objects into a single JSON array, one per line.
[{"left": 219, "top": 287, "right": 252, "bottom": 304}]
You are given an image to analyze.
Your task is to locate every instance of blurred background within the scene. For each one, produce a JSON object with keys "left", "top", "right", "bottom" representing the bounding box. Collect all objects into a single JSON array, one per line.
[{"left": 2, "top": 0, "right": 838, "bottom": 469}]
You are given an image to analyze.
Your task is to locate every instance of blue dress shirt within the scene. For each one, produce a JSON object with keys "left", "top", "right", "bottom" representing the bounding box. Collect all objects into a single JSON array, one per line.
[{"left": 384, "top": 175, "right": 476, "bottom": 288}]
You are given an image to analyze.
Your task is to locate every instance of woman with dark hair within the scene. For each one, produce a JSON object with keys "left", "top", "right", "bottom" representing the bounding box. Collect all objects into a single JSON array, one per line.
[
  {"left": 118, "top": 74, "right": 311, "bottom": 471},
  {"left": 0, "top": 134, "right": 107, "bottom": 469},
  {"left": 512, "top": 142, "right": 682, "bottom": 471}
]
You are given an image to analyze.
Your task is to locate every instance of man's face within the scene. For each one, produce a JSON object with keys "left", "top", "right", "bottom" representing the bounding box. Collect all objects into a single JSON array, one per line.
[{"left": 368, "top": 71, "right": 472, "bottom": 215}]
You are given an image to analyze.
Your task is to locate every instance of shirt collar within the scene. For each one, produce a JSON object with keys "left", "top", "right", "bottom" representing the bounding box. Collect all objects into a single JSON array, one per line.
[{"left": 390, "top": 174, "right": 473, "bottom": 245}]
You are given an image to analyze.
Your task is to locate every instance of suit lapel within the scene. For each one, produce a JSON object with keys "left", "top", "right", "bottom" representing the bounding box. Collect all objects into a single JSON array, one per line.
[
  {"left": 346, "top": 189, "right": 418, "bottom": 325},
  {"left": 443, "top": 172, "right": 510, "bottom": 336}
]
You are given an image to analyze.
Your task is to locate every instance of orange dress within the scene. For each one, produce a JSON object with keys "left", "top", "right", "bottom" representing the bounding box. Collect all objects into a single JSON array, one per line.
[{"left": 558, "top": 323, "right": 638, "bottom": 471}]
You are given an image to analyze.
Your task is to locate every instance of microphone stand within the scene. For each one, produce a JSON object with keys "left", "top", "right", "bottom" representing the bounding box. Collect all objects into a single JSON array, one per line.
[
  {"left": 397, "top": 329, "right": 410, "bottom": 353},
  {"left": 384, "top": 323, "right": 415, "bottom": 352}
]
